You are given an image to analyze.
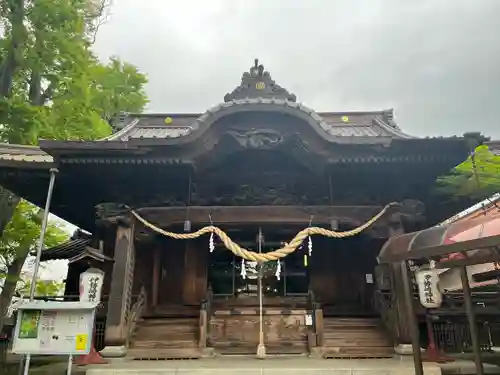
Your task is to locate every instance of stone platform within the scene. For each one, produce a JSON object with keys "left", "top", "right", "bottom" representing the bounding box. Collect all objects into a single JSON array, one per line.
[{"left": 84, "top": 357, "right": 442, "bottom": 375}]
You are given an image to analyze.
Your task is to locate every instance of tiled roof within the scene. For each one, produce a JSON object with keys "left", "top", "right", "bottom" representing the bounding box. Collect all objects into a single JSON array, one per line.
[
  {"left": 38, "top": 237, "right": 91, "bottom": 261},
  {"left": 107, "top": 99, "right": 413, "bottom": 142},
  {"left": 0, "top": 144, "right": 53, "bottom": 164},
  {"left": 0, "top": 105, "right": 414, "bottom": 167},
  {"left": 486, "top": 140, "right": 500, "bottom": 156}
]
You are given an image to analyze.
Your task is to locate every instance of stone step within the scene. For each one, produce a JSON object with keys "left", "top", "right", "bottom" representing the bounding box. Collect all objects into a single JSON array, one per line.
[
  {"left": 323, "top": 337, "right": 392, "bottom": 347},
  {"left": 132, "top": 339, "right": 198, "bottom": 349},
  {"left": 139, "top": 318, "right": 199, "bottom": 326},
  {"left": 213, "top": 342, "right": 309, "bottom": 355},
  {"left": 127, "top": 347, "right": 202, "bottom": 360},
  {"left": 323, "top": 330, "right": 387, "bottom": 340},
  {"left": 323, "top": 318, "right": 381, "bottom": 327},
  {"left": 135, "top": 325, "right": 198, "bottom": 335},
  {"left": 322, "top": 345, "right": 394, "bottom": 359}
]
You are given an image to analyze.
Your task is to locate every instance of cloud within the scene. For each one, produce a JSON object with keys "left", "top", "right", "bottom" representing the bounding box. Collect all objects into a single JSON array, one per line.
[{"left": 92, "top": 0, "right": 500, "bottom": 138}]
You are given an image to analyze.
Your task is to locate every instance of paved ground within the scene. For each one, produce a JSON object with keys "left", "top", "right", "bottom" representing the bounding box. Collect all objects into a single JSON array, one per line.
[
  {"left": 4, "top": 356, "right": 500, "bottom": 374},
  {"left": 84, "top": 357, "right": 441, "bottom": 375}
]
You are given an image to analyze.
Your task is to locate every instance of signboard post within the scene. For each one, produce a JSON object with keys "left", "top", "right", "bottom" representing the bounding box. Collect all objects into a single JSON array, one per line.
[{"left": 12, "top": 301, "right": 97, "bottom": 375}]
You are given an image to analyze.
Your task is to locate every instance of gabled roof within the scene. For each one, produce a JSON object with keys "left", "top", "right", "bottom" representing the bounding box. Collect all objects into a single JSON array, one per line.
[
  {"left": 0, "top": 143, "right": 54, "bottom": 166},
  {"left": 486, "top": 140, "right": 500, "bottom": 155},
  {"left": 104, "top": 105, "right": 412, "bottom": 143},
  {"left": 99, "top": 59, "right": 414, "bottom": 143}
]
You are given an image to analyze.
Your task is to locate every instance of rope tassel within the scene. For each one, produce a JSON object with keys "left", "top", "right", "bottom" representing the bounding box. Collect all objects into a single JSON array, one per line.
[
  {"left": 209, "top": 232, "right": 215, "bottom": 252},
  {"left": 275, "top": 260, "right": 281, "bottom": 280},
  {"left": 241, "top": 258, "right": 247, "bottom": 279},
  {"left": 308, "top": 236, "right": 312, "bottom": 256}
]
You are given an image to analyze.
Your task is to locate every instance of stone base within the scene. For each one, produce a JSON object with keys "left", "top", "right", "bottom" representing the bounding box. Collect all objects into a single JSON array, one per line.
[
  {"left": 201, "top": 348, "right": 216, "bottom": 358},
  {"left": 394, "top": 344, "right": 419, "bottom": 355},
  {"left": 308, "top": 347, "right": 324, "bottom": 358},
  {"left": 100, "top": 345, "right": 127, "bottom": 358}
]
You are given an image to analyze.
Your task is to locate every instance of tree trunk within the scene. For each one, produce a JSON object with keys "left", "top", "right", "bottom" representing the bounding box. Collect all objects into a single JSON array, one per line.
[
  {"left": 0, "top": 0, "right": 26, "bottom": 98},
  {"left": 0, "top": 187, "right": 20, "bottom": 237},
  {"left": 0, "top": 247, "right": 29, "bottom": 334}
]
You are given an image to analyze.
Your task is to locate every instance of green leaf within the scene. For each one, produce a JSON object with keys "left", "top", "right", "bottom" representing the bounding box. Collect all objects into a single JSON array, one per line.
[{"left": 436, "top": 145, "right": 500, "bottom": 200}]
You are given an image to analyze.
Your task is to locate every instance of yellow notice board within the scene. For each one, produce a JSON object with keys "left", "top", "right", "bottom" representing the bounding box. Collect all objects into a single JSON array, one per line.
[
  {"left": 12, "top": 302, "right": 96, "bottom": 356},
  {"left": 75, "top": 334, "right": 88, "bottom": 351}
]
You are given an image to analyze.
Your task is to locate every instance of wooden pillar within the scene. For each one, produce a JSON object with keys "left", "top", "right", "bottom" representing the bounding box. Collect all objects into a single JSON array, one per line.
[
  {"left": 101, "top": 219, "right": 135, "bottom": 357},
  {"left": 387, "top": 214, "right": 413, "bottom": 353},
  {"left": 182, "top": 240, "right": 208, "bottom": 305},
  {"left": 151, "top": 245, "right": 160, "bottom": 308},
  {"left": 63, "top": 262, "right": 83, "bottom": 300},
  {"left": 460, "top": 266, "right": 484, "bottom": 375}
]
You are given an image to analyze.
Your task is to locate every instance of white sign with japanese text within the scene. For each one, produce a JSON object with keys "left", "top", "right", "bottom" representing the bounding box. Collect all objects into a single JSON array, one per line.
[
  {"left": 79, "top": 268, "right": 105, "bottom": 304},
  {"left": 416, "top": 269, "right": 442, "bottom": 308}
]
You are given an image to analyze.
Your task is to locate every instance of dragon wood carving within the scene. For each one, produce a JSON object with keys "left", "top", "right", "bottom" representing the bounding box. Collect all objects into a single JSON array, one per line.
[{"left": 227, "top": 129, "right": 283, "bottom": 149}]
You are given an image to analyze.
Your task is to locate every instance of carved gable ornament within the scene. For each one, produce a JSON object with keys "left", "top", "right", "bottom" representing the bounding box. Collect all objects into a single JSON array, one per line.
[{"left": 224, "top": 59, "right": 297, "bottom": 103}]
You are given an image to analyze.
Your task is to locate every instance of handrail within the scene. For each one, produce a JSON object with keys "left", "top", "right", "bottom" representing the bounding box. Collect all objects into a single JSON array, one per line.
[
  {"left": 125, "top": 287, "right": 147, "bottom": 348},
  {"left": 307, "top": 289, "right": 323, "bottom": 348},
  {"left": 373, "top": 289, "right": 397, "bottom": 343},
  {"left": 199, "top": 287, "right": 213, "bottom": 349}
]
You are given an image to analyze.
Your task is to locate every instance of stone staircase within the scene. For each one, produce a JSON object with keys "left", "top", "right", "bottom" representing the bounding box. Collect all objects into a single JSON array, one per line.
[
  {"left": 320, "top": 317, "right": 394, "bottom": 359},
  {"left": 128, "top": 317, "right": 202, "bottom": 360}
]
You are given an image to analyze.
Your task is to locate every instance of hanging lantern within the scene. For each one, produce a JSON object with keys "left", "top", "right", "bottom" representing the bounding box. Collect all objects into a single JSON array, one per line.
[
  {"left": 79, "top": 268, "right": 105, "bottom": 304},
  {"left": 415, "top": 269, "right": 442, "bottom": 308}
]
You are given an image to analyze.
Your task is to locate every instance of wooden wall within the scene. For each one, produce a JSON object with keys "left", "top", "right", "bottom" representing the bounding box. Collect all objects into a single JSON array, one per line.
[
  {"left": 153, "top": 237, "right": 209, "bottom": 306},
  {"left": 310, "top": 236, "right": 381, "bottom": 311}
]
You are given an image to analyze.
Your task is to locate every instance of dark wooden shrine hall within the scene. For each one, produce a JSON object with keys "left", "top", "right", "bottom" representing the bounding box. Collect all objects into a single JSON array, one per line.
[{"left": 0, "top": 59, "right": 492, "bottom": 360}]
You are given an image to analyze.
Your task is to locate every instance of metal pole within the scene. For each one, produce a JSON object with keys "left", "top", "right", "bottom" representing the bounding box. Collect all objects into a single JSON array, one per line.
[
  {"left": 400, "top": 261, "right": 423, "bottom": 375},
  {"left": 23, "top": 167, "right": 58, "bottom": 375},
  {"left": 66, "top": 354, "right": 73, "bottom": 375},
  {"left": 256, "top": 228, "right": 266, "bottom": 358},
  {"left": 459, "top": 266, "right": 484, "bottom": 375}
]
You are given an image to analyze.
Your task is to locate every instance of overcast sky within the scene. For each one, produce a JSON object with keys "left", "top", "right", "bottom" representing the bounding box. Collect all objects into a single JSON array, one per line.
[
  {"left": 91, "top": 0, "right": 500, "bottom": 139},
  {"left": 35, "top": 1, "right": 500, "bottom": 282}
]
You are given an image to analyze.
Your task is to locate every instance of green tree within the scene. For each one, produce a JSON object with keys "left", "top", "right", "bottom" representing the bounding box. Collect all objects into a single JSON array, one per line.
[
  {"left": 19, "top": 279, "right": 65, "bottom": 297},
  {"left": 0, "top": 0, "right": 148, "bottom": 234},
  {"left": 0, "top": 0, "right": 148, "bottom": 331},
  {"left": 0, "top": 200, "right": 68, "bottom": 330},
  {"left": 436, "top": 145, "right": 500, "bottom": 200}
]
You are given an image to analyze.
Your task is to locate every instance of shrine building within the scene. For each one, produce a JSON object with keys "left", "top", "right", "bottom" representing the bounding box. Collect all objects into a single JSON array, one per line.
[{"left": 0, "top": 60, "right": 489, "bottom": 359}]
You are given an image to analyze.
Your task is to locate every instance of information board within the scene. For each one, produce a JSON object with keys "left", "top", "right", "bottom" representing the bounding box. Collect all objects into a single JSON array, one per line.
[{"left": 12, "top": 301, "right": 96, "bottom": 356}]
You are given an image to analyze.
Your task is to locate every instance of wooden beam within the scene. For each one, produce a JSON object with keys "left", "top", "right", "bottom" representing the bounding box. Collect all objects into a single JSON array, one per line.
[
  {"left": 135, "top": 205, "right": 388, "bottom": 227},
  {"left": 435, "top": 251, "right": 500, "bottom": 269},
  {"left": 381, "top": 234, "right": 500, "bottom": 263},
  {"left": 473, "top": 270, "right": 500, "bottom": 282}
]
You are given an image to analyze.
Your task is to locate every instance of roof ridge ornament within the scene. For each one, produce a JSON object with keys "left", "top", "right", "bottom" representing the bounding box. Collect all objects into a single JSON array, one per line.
[{"left": 224, "top": 59, "right": 297, "bottom": 103}]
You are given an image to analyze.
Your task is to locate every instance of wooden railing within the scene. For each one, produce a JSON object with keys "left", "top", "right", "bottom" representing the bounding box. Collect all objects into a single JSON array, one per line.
[
  {"left": 373, "top": 290, "right": 397, "bottom": 343},
  {"left": 125, "top": 288, "right": 147, "bottom": 348},
  {"left": 373, "top": 289, "right": 500, "bottom": 352},
  {"left": 307, "top": 289, "right": 323, "bottom": 349},
  {"left": 199, "top": 287, "right": 213, "bottom": 349}
]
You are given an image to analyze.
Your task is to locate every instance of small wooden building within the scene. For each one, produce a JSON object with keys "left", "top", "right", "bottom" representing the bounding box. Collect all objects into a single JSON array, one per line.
[{"left": 0, "top": 61, "right": 487, "bottom": 359}]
